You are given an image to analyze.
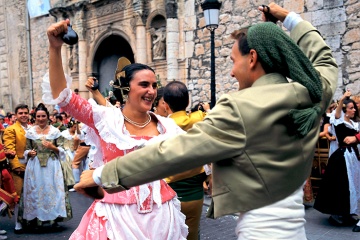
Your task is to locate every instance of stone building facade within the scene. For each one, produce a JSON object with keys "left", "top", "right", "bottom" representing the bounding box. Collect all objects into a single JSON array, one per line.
[{"left": 0, "top": 0, "right": 359, "bottom": 113}]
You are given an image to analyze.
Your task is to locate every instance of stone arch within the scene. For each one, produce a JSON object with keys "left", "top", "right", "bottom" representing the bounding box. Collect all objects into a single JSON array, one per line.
[
  {"left": 90, "top": 30, "right": 135, "bottom": 96},
  {"left": 146, "top": 9, "right": 167, "bottom": 29},
  {"left": 146, "top": 11, "right": 167, "bottom": 61}
]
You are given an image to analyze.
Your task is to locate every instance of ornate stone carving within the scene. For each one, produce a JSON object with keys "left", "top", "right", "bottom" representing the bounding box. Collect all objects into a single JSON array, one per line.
[
  {"left": 68, "top": 45, "right": 78, "bottom": 72},
  {"left": 166, "top": 0, "right": 177, "bottom": 19},
  {"left": 132, "top": 0, "right": 144, "bottom": 16},
  {"left": 150, "top": 27, "right": 166, "bottom": 60}
]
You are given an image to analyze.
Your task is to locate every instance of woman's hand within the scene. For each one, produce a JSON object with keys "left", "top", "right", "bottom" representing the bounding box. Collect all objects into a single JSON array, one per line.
[
  {"left": 341, "top": 90, "right": 351, "bottom": 101},
  {"left": 42, "top": 140, "right": 56, "bottom": 151},
  {"left": 327, "top": 135, "right": 336, "bottom": 141},
  {"left": 47, "top": 19, "right": 70, "bottom": 49},
  {"left": 85, "top": 77, "right": 98, "bottom": 93},
  {"left": 28, "top": 149, "right": 37, "bottom": 158},
  {"left": 344, "top": 136, "right": 357, "bottom": 145}
]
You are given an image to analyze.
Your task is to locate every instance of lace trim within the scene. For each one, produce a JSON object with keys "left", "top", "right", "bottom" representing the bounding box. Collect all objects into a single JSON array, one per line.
[
  {"left": 60, "top": 129, "right": 76, "bottom": 140},
  {"left": 82, "top": 124, "right": 103, "bottom": 168},
  {"left": 330, "top": 111, "right": 359, "bottom": 130},
  {"left": 24, "top": 126, "right": 65, "bottom": 163},
  {"left": 41, "top": 72, "right": 73, "bottom": 106},
  {"left": 88, "top": 99, "right": 184, "bottom": 150},
  {"left": 25, "top": 125, "right": 62, "bottom": 140}
]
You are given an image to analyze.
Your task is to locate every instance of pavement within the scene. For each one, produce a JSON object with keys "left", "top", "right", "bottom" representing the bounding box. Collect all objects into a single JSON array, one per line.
[{"left": 0, "top": 192, "right": 359, "bottom": 239}]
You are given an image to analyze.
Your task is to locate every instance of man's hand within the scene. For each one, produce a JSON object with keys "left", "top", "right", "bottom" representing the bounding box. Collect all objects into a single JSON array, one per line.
[
  {"left": 4, "top": 150, "right": 16, "bottom": 159},
  {"left": 258, "top": 2, "right": 289, "bottom": 23},
  {"left": 74, "top": 170, "right": 104, "bottom": 199}
]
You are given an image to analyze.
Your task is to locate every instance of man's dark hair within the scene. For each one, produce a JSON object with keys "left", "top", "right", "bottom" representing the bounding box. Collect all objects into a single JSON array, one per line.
[
  {"left": 231, "top": 28, "right": 272, "bottom": 74},
  {"left": 231, "top": 29, "right": 251, "bottom": 56},
  {"left": 55, "top": 113, "right": 63, "bottom": 121},
  {"left": 163, "top": 81, "right": 189, "bottom": 112},
  {"left": 14, "top": 104, "right": 29, "bottom": 114}
]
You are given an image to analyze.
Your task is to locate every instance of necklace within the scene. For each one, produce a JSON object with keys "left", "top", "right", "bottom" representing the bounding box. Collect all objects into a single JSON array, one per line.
[
  {"left": 123, "top": 112, "right": 151, "bottom": 128},
  {"left": 37, "top": 125, "right": 48, "bottom": 134}
]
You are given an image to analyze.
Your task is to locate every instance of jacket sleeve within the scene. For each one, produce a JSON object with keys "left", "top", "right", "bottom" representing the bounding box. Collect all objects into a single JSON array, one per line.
[
  {"left": 291, "top": 21, "right": 338, "bottom": 106},
  {"left": 100, "top": 94, "right": 245, "bottom": 192},
  {"left": 3, "top": 128, "right": 25, "bottom": 170}
]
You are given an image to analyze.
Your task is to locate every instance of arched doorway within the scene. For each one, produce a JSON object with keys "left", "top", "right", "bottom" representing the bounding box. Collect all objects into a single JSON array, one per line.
[{"left": 93, "top": 35, "right": 134, "bottom": 96}]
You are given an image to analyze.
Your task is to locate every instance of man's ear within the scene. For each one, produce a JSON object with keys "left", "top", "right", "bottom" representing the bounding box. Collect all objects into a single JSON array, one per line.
[
  {"left": 164, "top": 102, "right": 172, "bottom": 114},
  {"left": 249, "top": 49, "right": 258, "bottom": 69}
]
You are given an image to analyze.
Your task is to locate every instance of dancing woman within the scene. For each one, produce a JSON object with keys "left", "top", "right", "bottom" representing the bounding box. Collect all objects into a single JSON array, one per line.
[
  {"left": 314, "top": 91, "right": 360, "bottom": 231},
  {"left": 44, "top": 20, "right": 187, "bottom": 239}
]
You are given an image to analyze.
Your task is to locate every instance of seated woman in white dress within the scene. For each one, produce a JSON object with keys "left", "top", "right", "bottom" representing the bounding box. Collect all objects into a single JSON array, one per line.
[
  {"left": 19, "top": 103, "right": 72, "bottom": 229},
  {"left": 43, "top": 20, "right": 188, "bottom": 240}
]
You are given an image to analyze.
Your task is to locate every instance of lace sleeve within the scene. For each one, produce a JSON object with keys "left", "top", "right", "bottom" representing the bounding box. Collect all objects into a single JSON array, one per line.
[
  {"left": 41, "top": 72, "right": 73, "bottom": 106},
  {"left": 330, "top": 110, "right": 344, "bottom": 126},
  {"left": 61, "top": 94, "right": 96, "bottom": 129}
]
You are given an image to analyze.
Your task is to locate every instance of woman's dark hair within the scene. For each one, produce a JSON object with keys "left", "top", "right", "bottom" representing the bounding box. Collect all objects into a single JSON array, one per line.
[
  {"left": 152, "top": 87, "right": 164, "bottom": 110},
  {"left": 342, "top": 98, "right": 358, "bottom": 120},
  {"left": 113, "top": 63, "right": 155, "bottom": 104},
  {"left": 67, "top": 120, "right": 76, "bottom": 128},
  {"left": 35, "top": 103, "right": 50, "bottom": 119}
]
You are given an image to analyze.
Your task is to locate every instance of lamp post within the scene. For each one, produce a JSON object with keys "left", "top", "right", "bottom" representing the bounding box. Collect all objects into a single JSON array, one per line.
[{"left": 201, "top": 0, "right": 221, "bottom": 108}]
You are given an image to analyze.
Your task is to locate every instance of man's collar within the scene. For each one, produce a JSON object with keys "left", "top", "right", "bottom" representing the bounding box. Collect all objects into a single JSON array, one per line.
[{"left": 252, "top": 73, "right": 288, "bottom": 87}]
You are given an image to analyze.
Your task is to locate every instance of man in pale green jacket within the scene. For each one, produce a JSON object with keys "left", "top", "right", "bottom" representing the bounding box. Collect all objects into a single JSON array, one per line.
[{"left": 73, "top": 3, "right": 338, "bottom": 239}]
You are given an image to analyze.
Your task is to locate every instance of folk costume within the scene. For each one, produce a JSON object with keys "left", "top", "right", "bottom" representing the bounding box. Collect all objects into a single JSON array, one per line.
[
  {"left": 0, "top": 144, "right": 18, "bottom": 215},
  {"left": 42, "top": 79, "right": 188, "bottom": 240},
  {"left": 60, "top": 128, "right": 78, "bottom": 187},
  {"left": 165, "top": 110, "right": 208, "bottom": 240},
  {"left": 314, "top": 113, "right": 360, "bottom": 220},
  {"left": 18, "top": 125, "right": 72, "bottom": 227},
  {"left": 3, "top": 121, "right": 27, "bottom": 198},
  {"left": 93, "top": 14, "right": 338, "bottom": 239},
  {"left": 3, "top": 120, "right": 28, "bottom": 231}
]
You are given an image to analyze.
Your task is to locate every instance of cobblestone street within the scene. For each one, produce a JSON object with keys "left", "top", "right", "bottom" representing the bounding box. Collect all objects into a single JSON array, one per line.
[{"left": 1, "top": 193, "right": 359, "bottom": 239}]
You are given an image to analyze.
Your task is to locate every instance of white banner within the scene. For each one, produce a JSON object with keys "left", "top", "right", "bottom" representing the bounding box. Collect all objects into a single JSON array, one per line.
[{"left": 27, "top": 0, "right": 51, "bottom": 19}]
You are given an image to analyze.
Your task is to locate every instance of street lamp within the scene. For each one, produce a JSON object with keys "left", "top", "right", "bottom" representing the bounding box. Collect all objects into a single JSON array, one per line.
[{"left": 201, "top": 0, "right": 221, "bottom": 108}]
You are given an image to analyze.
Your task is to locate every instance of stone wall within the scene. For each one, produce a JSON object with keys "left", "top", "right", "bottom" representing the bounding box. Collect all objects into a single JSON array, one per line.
[
  {"left": 0, "top": 0, "right": 9, "bottom": 111},
  {"left": 0, "top": 1, "right": 31, "bottom": 113},
  {"left": 1, "top": 0, "right": 359, "bottom": 113},
  {"left": 188, "top": 0, "right": 360, "bottom": 106}
]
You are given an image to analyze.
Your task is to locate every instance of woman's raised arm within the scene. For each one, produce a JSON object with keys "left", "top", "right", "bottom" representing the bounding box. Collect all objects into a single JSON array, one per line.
[{"left": 47, "top": 19, "right": 70, "bottom": 99}]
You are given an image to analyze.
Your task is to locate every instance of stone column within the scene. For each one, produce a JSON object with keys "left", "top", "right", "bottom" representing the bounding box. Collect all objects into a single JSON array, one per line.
[
  {"left": 135, "top": 15, "right": 147, "bottom": 64},
  {"left": 74, "top": 9, "right": 88, "bottom": 99},
  {"left": 166, "top": 0, "right": 179, "bottom": 82},
  {"left": 78, "top": 40, "right": 88, "bottom": 99},
  {"left": 166, "top": 19, "right": 179, "bottom": 81}
]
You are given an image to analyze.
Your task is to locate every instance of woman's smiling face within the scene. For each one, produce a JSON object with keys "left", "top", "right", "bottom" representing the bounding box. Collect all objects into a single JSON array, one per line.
[{"left": 126, "top": 69, "right": 157, "bottom": 112}]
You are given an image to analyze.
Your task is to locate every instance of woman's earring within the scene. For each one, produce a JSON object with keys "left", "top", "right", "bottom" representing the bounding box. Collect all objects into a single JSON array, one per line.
[{"left": 346, "top": 114, "right": 349, "bottom": 117}]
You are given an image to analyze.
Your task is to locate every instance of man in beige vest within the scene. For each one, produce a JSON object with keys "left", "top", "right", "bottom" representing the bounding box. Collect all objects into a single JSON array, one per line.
[{"left": 73, "top": 3, "right": 338, "bottom": 239}]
